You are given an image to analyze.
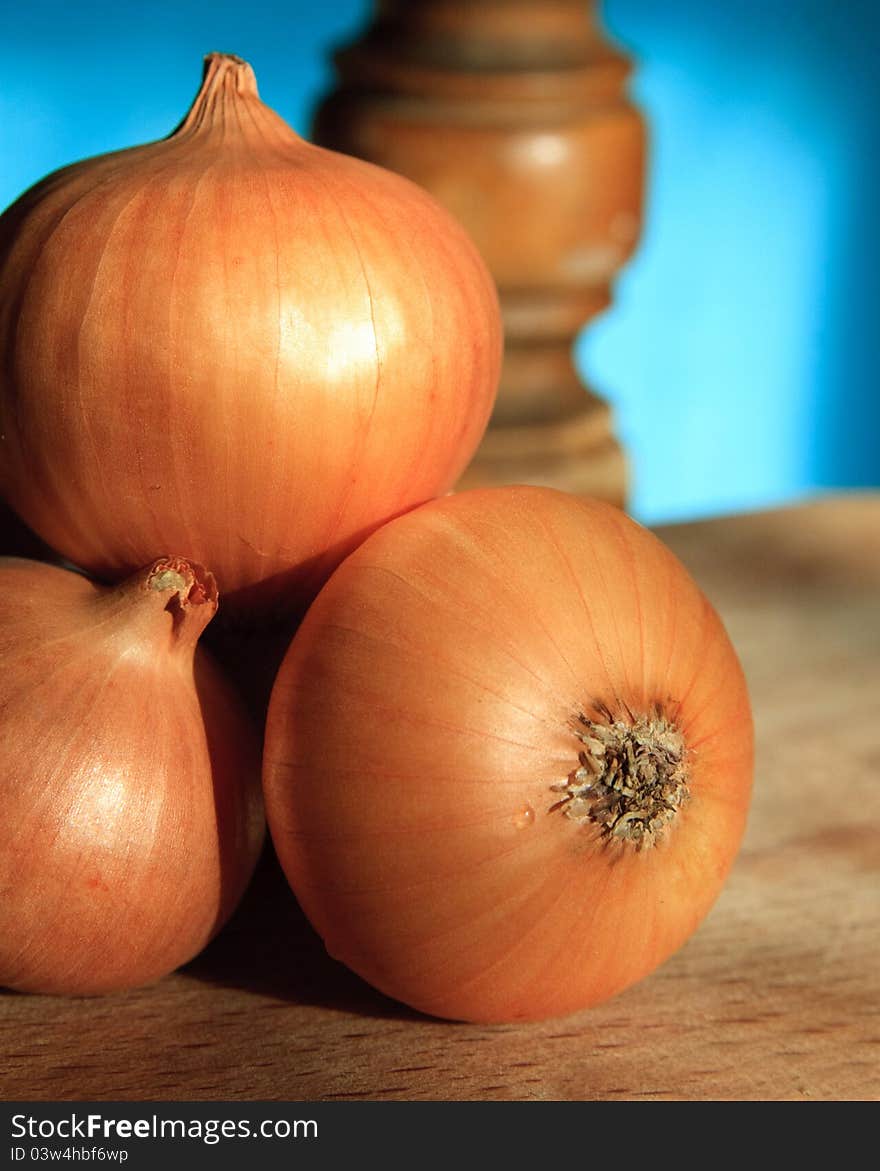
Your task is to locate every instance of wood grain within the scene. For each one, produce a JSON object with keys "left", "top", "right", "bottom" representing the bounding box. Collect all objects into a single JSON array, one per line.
[{"left": 1, "top": 493, "right": 878, "bottom": 1101}]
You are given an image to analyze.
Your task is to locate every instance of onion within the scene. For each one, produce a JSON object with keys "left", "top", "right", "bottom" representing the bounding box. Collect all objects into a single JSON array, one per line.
[
  {"left": 0, "top": 53, "right": 502, "bottom": 621},
  {"left": 0, "top": 555, "right": 264, "bottom": 995},
  {"left": 263, "top": 486, "right": 754, "bottom": 1023}
]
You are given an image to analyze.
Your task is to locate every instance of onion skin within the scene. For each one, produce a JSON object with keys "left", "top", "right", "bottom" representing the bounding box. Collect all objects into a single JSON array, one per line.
[
  {"left": 263, "top": 487, "right": 754, "bottom": 1024},
  {"left": 0, "top": 556, "right": 264, "bottom": 995},
  {"left": 0, "top": 54, "right": 502, "bottom": 621}
]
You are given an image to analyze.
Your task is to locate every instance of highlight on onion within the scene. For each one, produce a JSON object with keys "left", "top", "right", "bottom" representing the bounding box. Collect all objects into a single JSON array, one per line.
[
  {"left": 0, "top": 53, "right": 502, "bottom": 621},
  {"left": 262, "top": 486, "right": 754, "bottom": 1024},
  {"left": 0, "top": 555, "right": 265, "bottom": 995}
]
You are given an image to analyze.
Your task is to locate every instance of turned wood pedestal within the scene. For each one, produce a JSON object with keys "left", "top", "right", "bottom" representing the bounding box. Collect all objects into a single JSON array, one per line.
[{"left": 312, "top": 0, "right": 646, "bottom": 505}]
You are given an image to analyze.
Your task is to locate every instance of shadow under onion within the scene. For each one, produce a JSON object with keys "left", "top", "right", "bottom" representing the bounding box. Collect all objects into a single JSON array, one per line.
[{"left": 180, "top": 840, "right": 424, "bottom": 1024}]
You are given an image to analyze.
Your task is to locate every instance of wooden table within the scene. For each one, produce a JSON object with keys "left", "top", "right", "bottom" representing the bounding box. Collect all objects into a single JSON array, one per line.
[{"left": 2, "top": 493, "right": 878, "bottom": 1102}]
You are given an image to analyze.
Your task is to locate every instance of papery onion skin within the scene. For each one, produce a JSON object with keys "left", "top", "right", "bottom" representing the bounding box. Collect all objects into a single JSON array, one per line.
[
  {"left": 0, "top": 556, "right": 265, "bottom": 995},
  {"left": 263, "top": 486, "right": 754, "bottom": 1024},
  {"left": 0, "top": 53, "right": 502, "bottom": 621}
]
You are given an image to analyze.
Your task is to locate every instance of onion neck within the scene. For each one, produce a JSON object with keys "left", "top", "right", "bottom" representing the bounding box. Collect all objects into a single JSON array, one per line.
[
  {"left": 94, "top": 557, "right": 219, "bottom": 660},
  {"left": 170, "top": 52, "right": 302, "bottom": 149}
]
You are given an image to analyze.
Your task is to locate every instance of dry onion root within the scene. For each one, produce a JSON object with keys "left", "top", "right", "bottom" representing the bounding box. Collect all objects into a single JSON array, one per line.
[
  {"left": 0, "top": 53, "right": 502, "bottom": 622},
  {"left": 0, "top": 556, "right": 265, "bottom": 995},
  {"left": 262, "top": 486, "right": 754, "bottom": 1024}
]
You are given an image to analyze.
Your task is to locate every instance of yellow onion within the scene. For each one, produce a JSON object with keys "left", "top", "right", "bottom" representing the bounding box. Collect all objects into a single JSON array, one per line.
[
  {"left": 0, "top": 555, "right": 264, "bottom": 994},
  {"left": 0, "top": 53, "right": 502, "bottom": 620},
  {"left": 263, "top": 487, "right": 753, "bottom": 1023}
]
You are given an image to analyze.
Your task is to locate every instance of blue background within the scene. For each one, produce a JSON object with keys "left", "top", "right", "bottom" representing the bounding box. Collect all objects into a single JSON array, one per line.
[{"left": 1, "top": 0, "right": 877, "bottom": 524}]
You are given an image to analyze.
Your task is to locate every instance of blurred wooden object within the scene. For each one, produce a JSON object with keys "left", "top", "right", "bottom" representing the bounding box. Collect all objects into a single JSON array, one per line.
[{"left": 312, "top": 0, "right": 646, "bottom": 505}]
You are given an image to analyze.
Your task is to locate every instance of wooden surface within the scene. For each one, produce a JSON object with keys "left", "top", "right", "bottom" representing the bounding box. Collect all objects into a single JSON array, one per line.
[{"left": 1, "top": 493, "right": 878, "bottom": 1102}]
